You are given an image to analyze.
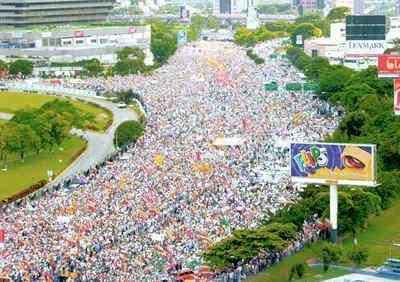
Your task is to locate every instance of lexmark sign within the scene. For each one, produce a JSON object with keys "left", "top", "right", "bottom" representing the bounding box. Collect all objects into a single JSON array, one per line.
[{"left": 346, "top": 40, "right": 387, "bottom": 55}]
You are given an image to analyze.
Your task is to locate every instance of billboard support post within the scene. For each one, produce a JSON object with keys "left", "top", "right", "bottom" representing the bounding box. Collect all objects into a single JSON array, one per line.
[{"left": 330, "top": 184, "right": 338, "bottom": 243}]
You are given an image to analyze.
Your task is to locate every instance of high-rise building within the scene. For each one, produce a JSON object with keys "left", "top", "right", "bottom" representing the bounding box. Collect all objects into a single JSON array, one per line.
[
  {"left": 0, "top": 0, "right": 115, "bottom": 26},
  {"left": 396, "top": 0, "right": 400, "bottom": 16},
  {"left": 213, "top": 0, "right": 250, "bottom": 15}
]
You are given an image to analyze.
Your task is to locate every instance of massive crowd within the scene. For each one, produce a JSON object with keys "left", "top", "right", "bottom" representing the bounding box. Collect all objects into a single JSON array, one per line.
[{"left": 0, "top": 40, "right": 339, "bottom": 281}]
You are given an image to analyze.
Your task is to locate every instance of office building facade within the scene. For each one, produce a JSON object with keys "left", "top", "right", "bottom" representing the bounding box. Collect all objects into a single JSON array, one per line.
[{"left": 0, "top": 0, "right": 115, "bottom": 26}]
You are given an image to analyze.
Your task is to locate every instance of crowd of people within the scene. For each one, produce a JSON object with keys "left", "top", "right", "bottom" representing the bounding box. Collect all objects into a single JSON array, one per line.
[{"left": 0, "top": 39, "right": 339, "bottom": 281}]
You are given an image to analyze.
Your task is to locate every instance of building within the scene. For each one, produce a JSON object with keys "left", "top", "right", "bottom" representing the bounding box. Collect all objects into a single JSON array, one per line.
[
  {"left": 0, "top": 25, "right": 153, "bottom": 65},
  {"left": 353, "top": 0, "right": 363, "bottom": 14},
  {"left": 293, "top": 0, "right": 324, "bottom": 15},
  {"left": 335, "top": 0, "right": 353, "bottom": 10},
  {"left": 397, "top": 0, "right": 400, "bottom": 16},
  {"left": 304, "top": 15, "right": 393, "bottom": 71},
  {"left": 0, "top": 0, "right": 115, "bottom": 26},
  {"left": 213, "top": 0, "right": 251, "bottom": 15}
]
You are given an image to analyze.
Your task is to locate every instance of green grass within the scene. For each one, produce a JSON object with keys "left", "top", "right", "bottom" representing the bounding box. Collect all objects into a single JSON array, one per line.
[
  {"left": 0, "top": 119, "right": 7, "bottom": 125},
  {"left": 0, "top": 91, "right": 112, "bottom": 131},
  {"left": 246, "top": 196, "right": 400, "bottom": 281},
  {"left": 0, "top": 136, "right": 86, "bottom": 200}
]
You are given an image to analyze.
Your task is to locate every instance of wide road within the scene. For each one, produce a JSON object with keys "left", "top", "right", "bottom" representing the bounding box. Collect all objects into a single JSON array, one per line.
[{"left": 54, "top": 96, "right": 139, "bottom": 183}]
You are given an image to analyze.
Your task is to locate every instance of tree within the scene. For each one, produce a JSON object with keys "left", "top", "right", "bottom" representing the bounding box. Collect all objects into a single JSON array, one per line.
[
  {"left": 290, "top": 23, "right": 322, "bottom": 45},
  {"left": 303, "top": 57, "right": 329, "bottom": 79},
  {"left": 295, "top": 263, "right": 306, "bottom": 278},
  {"left": 0, "top": 59, "right": 7, "bottom": 72},
  {"left": 327, "top": 7, "right": 350, "bottom": 22},
  {"left": 317, "top": 65, "right": 353, "bottom": 100},
  {"left": 114, "top": 120, "right": 145, "bottom": 147},
  {"left": 320, "top": 243, "right": 342, "bottom": 272},
  {"left": 234, "top": 27, "right": 257, "bottom": 46},
  {"left": 347, "top": 246, "right": 368, "bottom": 267},
  {"left": 9, "top": 59, "right": 33, "bottom": 76},
  {"left": 338, "top": 111, "right": 368, "bottom": 137},
  {"left": 83, "top": 59, "right": 103, "bottom": 77},
  {"left": 114, "top": 47, "right": 145, "bottom": 75}
]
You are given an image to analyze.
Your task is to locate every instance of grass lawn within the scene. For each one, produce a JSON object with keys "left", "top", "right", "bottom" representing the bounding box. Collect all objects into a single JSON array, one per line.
[
  {"left": 0, "top": 136, "right": 86, "bottom": 200},
  {"left": 0, "top": 91, "right": 112, "bottom": 131},
  {"left": 0, "top": 119, "right": 6, "bottom": 125},
  {"left": 246, "top": 196, "right": 400, "bottom": 281}
]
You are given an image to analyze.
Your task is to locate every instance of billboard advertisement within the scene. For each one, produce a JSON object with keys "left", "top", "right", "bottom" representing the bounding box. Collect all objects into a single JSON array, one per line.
[
  {"left": 395, "top": 79, "right": 400, "bottom": 115},
  {"left": 346, "top": 15, "right": 387, "bottom": 41},
  {"left": 378, "top": 55, "right": 400, "bottom": 78},
  {"left": 290, "top": 143, "right": 376, "bottom": 186}
]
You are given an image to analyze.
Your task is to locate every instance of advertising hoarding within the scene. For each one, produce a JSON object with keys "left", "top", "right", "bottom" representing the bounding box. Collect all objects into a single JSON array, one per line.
[
  {"left": 290, "top": 143, "right": 376, "bottom": 186},
  {"left": 346, "top": 15, "right": 387, "bottom": 41},
  {"left": 378, "top": 55, "right": 400, "bottom": 78},
  {"left": 394, "top": 79, "right": 400, "bottom": 115}
]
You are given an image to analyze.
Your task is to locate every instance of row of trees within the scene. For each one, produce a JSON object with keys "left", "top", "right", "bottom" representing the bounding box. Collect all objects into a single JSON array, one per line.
[
  {"left": 0, "top": 100, "right": 92, "bottom": 162},
  {"left": 0, "top": 59, "right": 33, "bottom": 76}
]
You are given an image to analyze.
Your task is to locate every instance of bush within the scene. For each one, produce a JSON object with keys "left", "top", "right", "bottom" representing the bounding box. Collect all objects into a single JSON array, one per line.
[
  {"left": 114, "top": 120, "right": 145, "bottom": 147},
  {"left": 347, "top": 246, "right": 368, "bottom": 267}
]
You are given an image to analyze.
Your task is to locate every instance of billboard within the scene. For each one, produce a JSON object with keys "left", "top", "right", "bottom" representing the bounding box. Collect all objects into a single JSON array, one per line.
[
  {"left": 395, "top": 79, "right": 400, "bottom": 115},
  {"left": 378, "top": 55, "right": 400, "bottom": 78},
  {"left": 177, "top": 29, "right": 187, "bottom": 45},
  {"left": 346, "top": 15, "right": 387, "bottom": 41},
  {"left": 290, "top": 143, "right": 376, "bottom": 186}
]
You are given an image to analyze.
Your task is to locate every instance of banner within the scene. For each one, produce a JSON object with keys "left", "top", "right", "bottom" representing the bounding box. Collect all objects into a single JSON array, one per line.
[
  {"left": 395, "top": 79, "right": 400, "bottom": 115},
  {"left": 290, "top": 143, "right": 376, "bottom": 186},
  {"left": 177, "top": 29, "right": 187, "bottom": 45},
  {"left": 0, "top": 229, "right": 4, "bottom": 250},
  {"left": 378, "top": 55, "right": 400, "bottom": 78}
]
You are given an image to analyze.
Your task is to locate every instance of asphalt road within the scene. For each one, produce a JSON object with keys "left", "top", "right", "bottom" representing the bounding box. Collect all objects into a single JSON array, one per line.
[{"left": 54, "top": 96, "right": 139, "bottom": 182}]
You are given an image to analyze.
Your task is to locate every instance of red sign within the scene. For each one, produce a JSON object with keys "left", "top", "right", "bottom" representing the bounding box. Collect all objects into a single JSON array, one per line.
[
  {"left": 394, "top": 79, "right": 400, "bottom": 115},
  {"left": 74, "top": 30, "right": 84, "bottom": 37},
  {"left": 128, "top": 27, "right": 137, "bottom": 34},
  {"left": 378, "top": 55, "right": 400, "bottom": 78},
  {"left": 0, "top": 229, "right": 4, "bottom": 243}
]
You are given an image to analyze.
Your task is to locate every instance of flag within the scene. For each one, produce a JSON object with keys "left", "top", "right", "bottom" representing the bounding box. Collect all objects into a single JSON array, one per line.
[{"left": 155, "top": 154, "right": 164, "bottom": 166}]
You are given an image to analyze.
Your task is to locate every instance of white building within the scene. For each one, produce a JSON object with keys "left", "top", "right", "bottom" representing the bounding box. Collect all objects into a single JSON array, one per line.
[
  {"left": 304, "top": 17, "right": 398, "bottom": 71},
  {"left": 0, "top": 25, "right": 153, "bottom": 65}
]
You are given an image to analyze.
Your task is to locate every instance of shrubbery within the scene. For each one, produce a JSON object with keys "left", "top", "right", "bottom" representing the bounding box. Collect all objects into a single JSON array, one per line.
[{"left": 114, "top": 120, "right": 145, "bottom": 148}]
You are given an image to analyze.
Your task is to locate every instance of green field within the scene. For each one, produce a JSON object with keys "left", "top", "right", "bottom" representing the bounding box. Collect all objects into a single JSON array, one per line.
[
  {"left": 0, "top": 119, "right": 6, "bottom": 125},
  {"left": 246, "top": 196, "right": 400, "bottom": 281},
  {"left": 0, "top": 136, "right": 86, "bottom": 200},
  {"left": 0, "top": 91, "right": 112, "bottom": 131}
]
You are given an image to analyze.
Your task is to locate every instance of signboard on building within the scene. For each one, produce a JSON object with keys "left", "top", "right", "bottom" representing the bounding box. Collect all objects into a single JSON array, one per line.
[
  {"left": 345, "top": 40, "right": 387, "bottom": 56},
  {"left": 128, "top": 27, "right": 137, "bottom": 34},
  {"left": 177, "top": 29, "right": 187, "bottom": 45},
  {"left": 378, "top": 55, "right": 400, "bottom": 78},
  {"left": 290, "top": 142, "right": 376, "bottom": 186},
  {"left": 74, "top": 30, "right": 84, "bottom": 37},
  {"left": 296, "top": 34, "right": 303, "bottom": 45},
  {"left": 394, "top": 79, "right": 400, "bottom": 115}
]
